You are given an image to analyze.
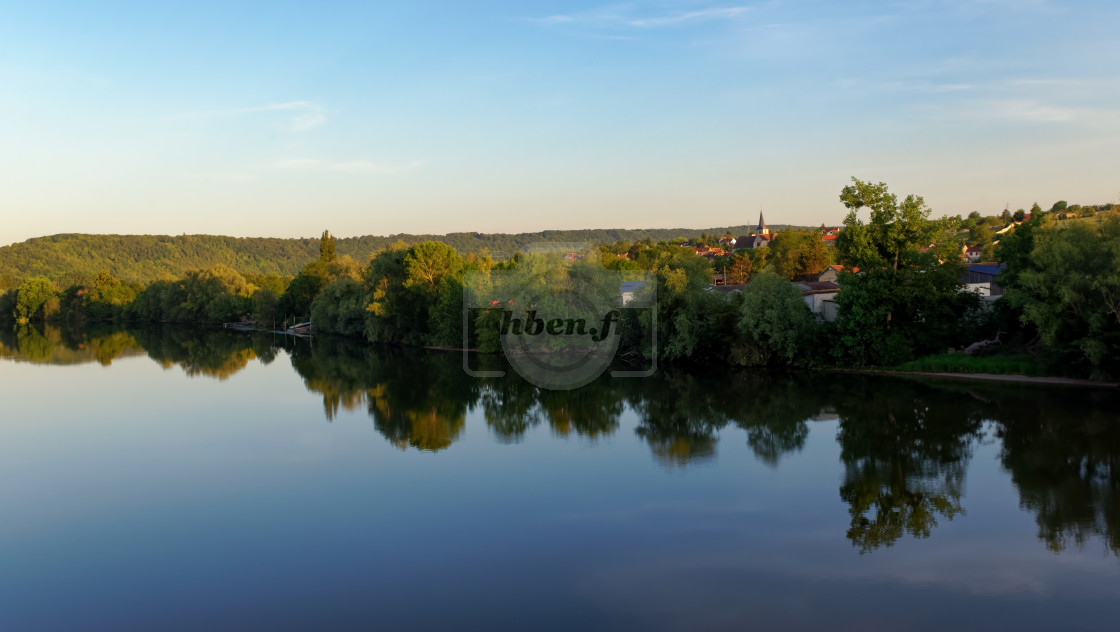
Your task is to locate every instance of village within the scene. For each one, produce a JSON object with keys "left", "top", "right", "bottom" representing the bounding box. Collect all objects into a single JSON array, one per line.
[{"left": 609, "top": 207, "right": 1047, "bottom": 323}]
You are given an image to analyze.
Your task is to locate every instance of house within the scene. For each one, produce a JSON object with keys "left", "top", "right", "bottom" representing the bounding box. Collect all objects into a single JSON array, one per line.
[
  {"left": 692, "top": 245, "right": 724, "bottom": 259},
  {"left": 961, "top": 263, "right": 1006, "bottom": 300},
  {"left": 963, "top": 245, "right": 983, "bottom": 263},
  {"left": 797, "top": 281, "right": 840, "bottom": 321},
  {"left": 718, "top": 235, "right": 737, "bottom": 248},
  {"left": 822, "top": 234, "right": 837, "bottom": 247},
  {"left": 815, "top": 265, "right": 855, "bottom": 283}
]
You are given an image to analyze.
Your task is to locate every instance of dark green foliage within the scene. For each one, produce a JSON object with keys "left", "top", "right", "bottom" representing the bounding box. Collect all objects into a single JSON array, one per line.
[
  {"left": 635, "top": 244, "right": 723, "bottom": 362},
  {"left": 363, "top": 243, "right": 414, "bottom": 344},
  {"left": 123, "top": 265, "right": 254, "bottom": 324},
  {"left": 1001, "top": 216, "right": 1120, "bottom": 379},
  {"left": 310, "top": 278, "right": 366, "bottom": 337},
  {"left": 737, "top": 271, "right": 815, "bottom": 366},
  {"left": 0, "top": 289, "right": 17, "bottom": 323},
  {"left": 830, "top": 178, "right": 980, "bottom": 366},
  {"left": 832, "top": 264, "right": 979, "bottom": 366},
  {"left": 277, "top": 256, "right": 363, "bottom": 324},
  {"left": 427, "top": 277, "right": 466, "bottom": 347}
]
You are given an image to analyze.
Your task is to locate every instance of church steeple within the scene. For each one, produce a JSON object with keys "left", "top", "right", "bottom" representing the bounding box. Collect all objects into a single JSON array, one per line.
[{"left": 757, "top": 211, "right": 769, "bottom": 236}]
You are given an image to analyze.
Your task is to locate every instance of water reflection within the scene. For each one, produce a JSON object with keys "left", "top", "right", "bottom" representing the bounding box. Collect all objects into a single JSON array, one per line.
[
  {"left": 0, "top": 323, "right": 145, "bottom": 365},
  {"left": 833, "top": 379, "right": 983, "bottom": 553},
  {"left": 995, "top": 390, "right": 1120, "bottom": 554},
  {"left": 6, "top": 322, "right": 1120, "bottom": 555}
]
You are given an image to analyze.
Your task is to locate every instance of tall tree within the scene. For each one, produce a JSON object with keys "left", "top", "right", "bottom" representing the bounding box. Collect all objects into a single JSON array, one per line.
[
  {"left": 836, "top": 178, "right": 938, "bottom": 271},
  {"left": 832, "top": 179, "right": 975, "bottom": 365},
  {"left": 320, "top": 229, "right": 337, "bottom": 263}
]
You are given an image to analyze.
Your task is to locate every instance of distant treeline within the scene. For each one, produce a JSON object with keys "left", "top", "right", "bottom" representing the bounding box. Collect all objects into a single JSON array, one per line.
[{"left": 0, "top": 225, "right": 795, "bottom": 289}]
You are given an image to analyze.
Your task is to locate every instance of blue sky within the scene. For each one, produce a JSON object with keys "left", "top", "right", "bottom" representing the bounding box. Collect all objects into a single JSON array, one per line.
[{"left": 2, "top": 0, "right": 1118, "bottom": 245}]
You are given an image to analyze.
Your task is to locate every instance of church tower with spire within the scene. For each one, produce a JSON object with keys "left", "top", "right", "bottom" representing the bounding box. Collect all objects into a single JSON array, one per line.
[{"left": 756, "top": 211, "right": 769, "bottom": 236}]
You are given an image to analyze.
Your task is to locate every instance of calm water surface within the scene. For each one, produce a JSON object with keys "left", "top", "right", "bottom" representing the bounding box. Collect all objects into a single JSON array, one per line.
[{"left": 2, "top": 325, "right": 1119, "bottom": 631}]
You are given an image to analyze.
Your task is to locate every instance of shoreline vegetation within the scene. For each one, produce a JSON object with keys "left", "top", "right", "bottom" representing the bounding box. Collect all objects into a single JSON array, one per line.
[{"left": 3, "top": 180, "right": 1119, "bottom": 382}]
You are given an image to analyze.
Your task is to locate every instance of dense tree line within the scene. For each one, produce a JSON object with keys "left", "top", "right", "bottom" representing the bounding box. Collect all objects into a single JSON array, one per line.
[
  {"left": 3, "top": 180, "right": 1118, "bottom": 378},
  {"left": 997, "top": 211, "right": 1120, "bottom": 379}
]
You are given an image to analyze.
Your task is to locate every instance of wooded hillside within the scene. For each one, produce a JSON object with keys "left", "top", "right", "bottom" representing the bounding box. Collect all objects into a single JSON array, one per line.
[{"left": 0, "top": 226, "right": 783, "bottom": 289}]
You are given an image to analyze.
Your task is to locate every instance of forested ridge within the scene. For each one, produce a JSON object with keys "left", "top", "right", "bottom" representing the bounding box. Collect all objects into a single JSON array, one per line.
[{"left": 0, "top": 225, "right": 783, "bottom": 289}]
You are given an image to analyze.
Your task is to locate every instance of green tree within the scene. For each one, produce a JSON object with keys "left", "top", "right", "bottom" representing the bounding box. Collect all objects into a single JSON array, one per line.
[
  {"left": 770, "top": 229, "right": 829, "bottom": 279},
  {"left": 836, "top": 178, "right": 938, "bottom": 271},
  {"left": 403, "top": 241, "right": 464, "bottom": 290},
  {"left": 1002, "top": 216, "right": 1120, "bottom": 378},
  {"left": 968, "top": 224, "right": 994, "bottom": 247},
  {"left": 319, "top": 229, "right": 337, "bottom": 263},
  {"left": 737, "top": 271, "right": 815, "bottom": 365},
  {"left": 252, "top": 288, "right": 280, "bottom": 327},
  {"left": 725, "top": 251, "right": 752, "bottom": 284},
  {"left": 14, "top": 277, "right": 56, "bottom": 322},
  {"left": 83, "top": 270, "right": 137, "bottom": 320},
  {"left": 278, "top": 255, "right": 362, "bottom": 324},
  {"left": 363, "top": 242, "right": 414, "bottom": 344},
  {"left": 833, "top": 263, "right": 977, "bottom": 366},
  {"left": 310, "top": 278, "right": 366, "bottom": 337}
]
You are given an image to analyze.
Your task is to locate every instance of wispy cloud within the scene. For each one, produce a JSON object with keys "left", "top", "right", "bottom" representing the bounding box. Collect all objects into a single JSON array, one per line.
[
  {"left": 918, "top": 98, "right": 1120, "bottom": 126},
  {"left": 833, "top": 78, "right": 974, "bottom": 94},
  {"left": 980, "top": 99, "right": 1082, "bottom": 122},
  {"left": 236, "top": 101, "right": 325, "bottom": 132},
  {"left": 274, "top": 158, "right": 423, "bottom": 174},
  {"left": 174, "top": 101, "right": 326, "bottom": 132},
  {"left": 183, "top": 172, "right": 258, "bottom": 182},
  {"left": 530, "top": 4, "right": 750, "bottom": 29}
]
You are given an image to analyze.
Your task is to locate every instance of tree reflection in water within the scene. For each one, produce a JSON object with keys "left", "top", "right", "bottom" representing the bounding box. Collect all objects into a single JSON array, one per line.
[
  {"left": 831, "top": 379, "right": 984, "bottom": 552},
  {"left": 994, "top": 388, "right": 1120, "bottom": 554},
  {"left": 7, "top": 323, "right": 1120, "bottom": 554}
]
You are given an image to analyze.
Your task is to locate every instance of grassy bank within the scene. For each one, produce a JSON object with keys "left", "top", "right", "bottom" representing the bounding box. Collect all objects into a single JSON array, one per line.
[{"left": 894, "top": 353, "right": 1049, "bottom": 377}]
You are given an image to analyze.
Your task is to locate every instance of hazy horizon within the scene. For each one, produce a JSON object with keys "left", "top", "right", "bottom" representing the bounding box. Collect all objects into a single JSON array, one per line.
[{"left": 3, "top": 1, "right": 1117, "bottom": 246}]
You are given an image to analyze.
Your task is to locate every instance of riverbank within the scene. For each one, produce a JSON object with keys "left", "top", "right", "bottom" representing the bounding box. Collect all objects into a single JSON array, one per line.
[{"left": 832, "top": 367, "right": 1118, "bottom": 389}]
